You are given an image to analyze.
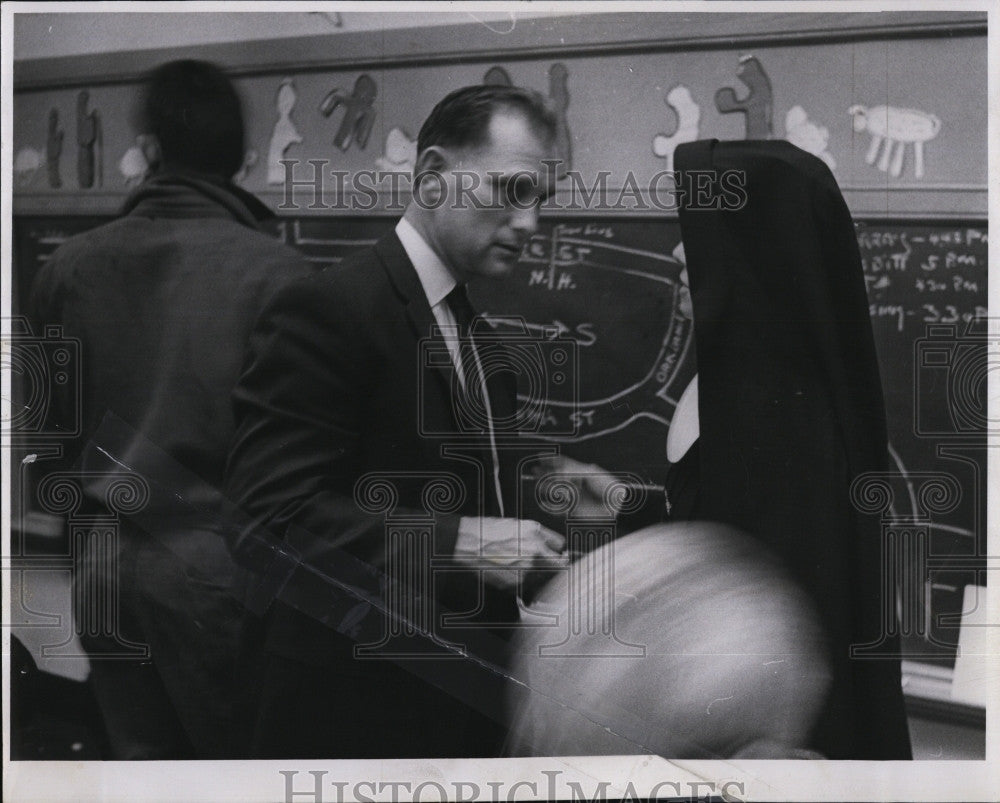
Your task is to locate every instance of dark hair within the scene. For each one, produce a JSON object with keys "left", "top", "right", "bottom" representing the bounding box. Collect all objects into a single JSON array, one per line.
[
  {"left": 416, "top": 84, "right": 558, "bottom": 158},
  {"left": 138, "top": 60, "right": 244, "bottom": 178}
]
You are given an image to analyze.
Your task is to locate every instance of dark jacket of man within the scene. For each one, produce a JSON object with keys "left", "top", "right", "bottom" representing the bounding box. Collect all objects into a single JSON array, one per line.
[
  {"left": 29, "top": 172, "right": 310, "bottom": 758},
  {"left": 224, "top": 231, "right": 520, "bottom": 758}
]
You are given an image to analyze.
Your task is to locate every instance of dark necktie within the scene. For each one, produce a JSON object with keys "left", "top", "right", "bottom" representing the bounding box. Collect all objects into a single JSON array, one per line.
[
  {"left": 446, "top": 284, "right": 478, "bottom": 391},
  {"left": 445, "top": 284, "right": 505, "bottom": 516},
  {"left": 446, "top": 284, "right": 476, "bottom": 337}
]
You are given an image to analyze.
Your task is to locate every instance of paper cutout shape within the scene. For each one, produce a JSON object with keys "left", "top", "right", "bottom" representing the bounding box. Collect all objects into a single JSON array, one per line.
[
  {"left": 14, "top": 147, "right": 43, "bottom": 186},
  {"left": 848, "top": 104, "right": 940, "bottom": 179},
  {"left": 548, "top": 63, "right": 573, "bottom": 173},
  {"left": 234, "top": 149, "right": 258, "bottom": 184},
  {"left": 47, "top": 109, "right": 63, "bottom": 188},
  {"left": 484, "top": 66, "right": 513, "bottom": 86},
  {"left": 715, "top": 55, "right": 773, "bottom": 138},
  {"left": 320, "top": 74, "right": 377, "bottom": 151},
  {"left": 76, "top": 90, "right": 102, "bottom": 188},
  {"left": 267, "top": 79, "right": 303, "bottom": 185},
  {"left": 118, "top": 140, "right": 149, "bottom": 187},
  {"left": 375, "top": 127, "right": 417, "bottom": 174},
  {"left": 784, "top": 105, "right": 836, "bottom": 171},
  {"left": 480, "top": 63, "right": 573, "bottom": 171},
  {"left": 652, "top": 85, "right": 701, "bottom": 172}
]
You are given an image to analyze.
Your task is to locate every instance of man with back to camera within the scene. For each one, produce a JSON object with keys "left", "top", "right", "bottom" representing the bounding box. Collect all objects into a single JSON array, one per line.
[
  {"left": 224, "top": 85, "right": 572, "bottom": 758},
  {"left": 28, "top": 60, "right": 311, "bottom": 758}
]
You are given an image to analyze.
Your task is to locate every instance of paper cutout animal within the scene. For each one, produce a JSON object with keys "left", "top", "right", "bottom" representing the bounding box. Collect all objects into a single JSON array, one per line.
[
  {"left": 848, "top": 104, "right": 940, "bottom": 179},
  {"left": 14, "top": 147, "right": 43, "bottom": 186},
  {"left": 784, "top": 105, "right": 836, "bottom": 171},
  {"left": 715, "top": 55, "right": 773, "bottom": 138},
  {"left": 47, "top": 109, "right": 63, "bottom": 188},
  {"left": 652, "top": 85, "right": 701, "bottom": 172},
  {"left": 76, "top": 90, "right": 102, "bottom": 188},
  {"left": 320, "top": 74, "right": 377, "bottom": 151},
  {"left": 267, "top": 79, "right": 303, "bottom": 185},
  {"left": 375, "top": 127, "right": 417, "bottom": 174}
]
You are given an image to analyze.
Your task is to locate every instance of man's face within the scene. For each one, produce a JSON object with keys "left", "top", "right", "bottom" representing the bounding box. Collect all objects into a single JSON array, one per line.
[{"left": 426, "top": 110, "right": 557, "bottom": 283}]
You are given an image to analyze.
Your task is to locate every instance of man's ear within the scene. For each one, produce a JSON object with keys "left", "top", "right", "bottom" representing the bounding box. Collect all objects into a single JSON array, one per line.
[
  {"left": 138, "top": 134, "right": 162, "bottom": 172},
  {"left": 414, "top": 146, "right": 448, "bottom": 208}
]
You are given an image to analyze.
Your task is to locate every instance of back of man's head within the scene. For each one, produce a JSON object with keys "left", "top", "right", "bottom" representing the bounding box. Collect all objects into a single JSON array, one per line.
[
  {"left": 416, "top": 84, "right": 558, "bottom": 159},
  {"left": 139, "top": 59, "right": 244, "bottom": 179}
]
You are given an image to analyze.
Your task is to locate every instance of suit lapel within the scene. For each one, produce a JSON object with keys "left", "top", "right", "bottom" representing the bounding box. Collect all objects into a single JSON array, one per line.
[
  {"left": 375, "top": 232, "right": 436, "bottom": 337},
  {"left": 375, "top": 232, "right": 511, "bottom": 515},
  {"left": 375, "top": 232, "right": 458, "bottom": 404}
]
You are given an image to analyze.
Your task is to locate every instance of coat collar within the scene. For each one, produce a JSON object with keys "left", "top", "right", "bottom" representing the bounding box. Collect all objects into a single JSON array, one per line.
[
  {"left": 122, "top": 171, "right": 274, "bottom": 229},
  {"left": 394, "top": 217, "right": 458, "bottom": 310},
  {"left": 375, "top": 229, "right": 519, "bottom": 438},
  {"left": 375, "top": 229, "right": 441, "bottom": 341}
]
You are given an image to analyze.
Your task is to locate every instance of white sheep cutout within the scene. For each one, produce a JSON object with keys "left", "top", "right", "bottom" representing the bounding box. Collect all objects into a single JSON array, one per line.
[{"left": 848, "top": 104, "right": 941, "bottom": 179}]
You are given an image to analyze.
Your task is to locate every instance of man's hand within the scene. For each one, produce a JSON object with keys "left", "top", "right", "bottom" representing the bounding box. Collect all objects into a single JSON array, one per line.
[
  {"left": 532, "top": 454, "right": 628, "bottom": 519},
  {"left": 454, "top": 517, "right": 567, "bottom": 590}
]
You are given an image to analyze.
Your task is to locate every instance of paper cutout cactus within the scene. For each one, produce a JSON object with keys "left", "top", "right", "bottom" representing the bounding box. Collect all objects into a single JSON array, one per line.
[
  {"left": 484, "top": 66, "right": 513, "bottom": 86},
  {"left": 76, "top": 90, "right": 102, "bottom": 188},
  {"left": 549, "top": 63, "right": 573, "bottom": 173},
  {"left": 715, "top": 55, "right": 773, "bottom": 139},
  {"left": 47, "top": 108, "right": 63, "bottom": 188}
]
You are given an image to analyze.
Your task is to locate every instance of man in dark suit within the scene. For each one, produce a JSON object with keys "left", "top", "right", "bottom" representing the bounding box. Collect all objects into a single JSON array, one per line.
[{"left": 224, "top": 85, "right": 567, "bottom": 758}]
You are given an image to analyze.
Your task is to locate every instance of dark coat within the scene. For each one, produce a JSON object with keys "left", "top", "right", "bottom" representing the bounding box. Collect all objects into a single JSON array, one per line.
[
  {"left": 30, "top": 171, "right": 311, "bottom": 500},
  {"left": 27, "top": 171, "right": 311, "bottom": 758},
  {"left": 673, "top": 139, "right": 912, "bottom": 759},
  {"left": 224, "top": 231, "right": 519, "bottom": 757}
]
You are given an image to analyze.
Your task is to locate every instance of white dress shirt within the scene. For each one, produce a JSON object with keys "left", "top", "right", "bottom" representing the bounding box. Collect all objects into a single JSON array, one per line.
[
  {"left": 396, "top": 217, "right": 468, "bottom": 387},
  {"left": 395, "top": 216, "right": 505, "bottom": 516}
]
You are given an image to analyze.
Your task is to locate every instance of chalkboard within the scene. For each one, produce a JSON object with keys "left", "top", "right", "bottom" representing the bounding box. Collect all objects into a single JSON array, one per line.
[
  {"left": 271, "top": 216, "right": 693, "bottom": 480},
  {"left": 857, "top": 221, "right": 988, "bottom": 661},
  {"left": 12, "top": 213, "right": 988, "bottom": 662}
]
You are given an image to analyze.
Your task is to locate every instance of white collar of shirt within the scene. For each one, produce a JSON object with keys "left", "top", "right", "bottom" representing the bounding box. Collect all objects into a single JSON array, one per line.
[
  {"left": 395, "top": 216, "right": 466, "bottom": 385},
  {"left": 395, "top": 217, "right": 457, "bottom": 310},
  {"left": 394, "top": 221, "right": 504, "bottom": 514}
]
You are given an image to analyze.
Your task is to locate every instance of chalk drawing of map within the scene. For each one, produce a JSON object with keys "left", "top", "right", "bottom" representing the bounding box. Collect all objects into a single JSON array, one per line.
[{"left": 474, "top": 220, "right": 693, "bottom": 446}]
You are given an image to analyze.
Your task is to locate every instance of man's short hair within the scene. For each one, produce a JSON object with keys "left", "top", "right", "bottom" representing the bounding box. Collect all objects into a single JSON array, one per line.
[
  {"left": 416, "top": 84, "right": 558, "bottom": 158},
  {"left": 138, "top": 59, "right": 245, "bottom": 179}
]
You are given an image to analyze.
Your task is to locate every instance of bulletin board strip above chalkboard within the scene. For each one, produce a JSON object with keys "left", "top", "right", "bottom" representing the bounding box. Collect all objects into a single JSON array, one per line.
[{"left": 13, "top": 11, "right": 985, "bottom": 90}]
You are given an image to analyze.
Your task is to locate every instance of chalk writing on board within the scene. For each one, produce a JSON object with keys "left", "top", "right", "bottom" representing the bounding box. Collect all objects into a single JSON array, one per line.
[
  {"left": 277, "top": 216, "right": 693, "bottom": 447},
  {"left": 11, "top": 215, "right": 988, "bottom": 666},
  {"left": 277, "top": 218, "right": 378, "bottom": 267},
  {"left": 858, "top": 224, "right": 987, "bottom": 332},
  {"left": 481, "top": 316, "right": 597, "bottom": 347},
  {"left": 486, "top": 223, "right": 692, "bottom": 442}
]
